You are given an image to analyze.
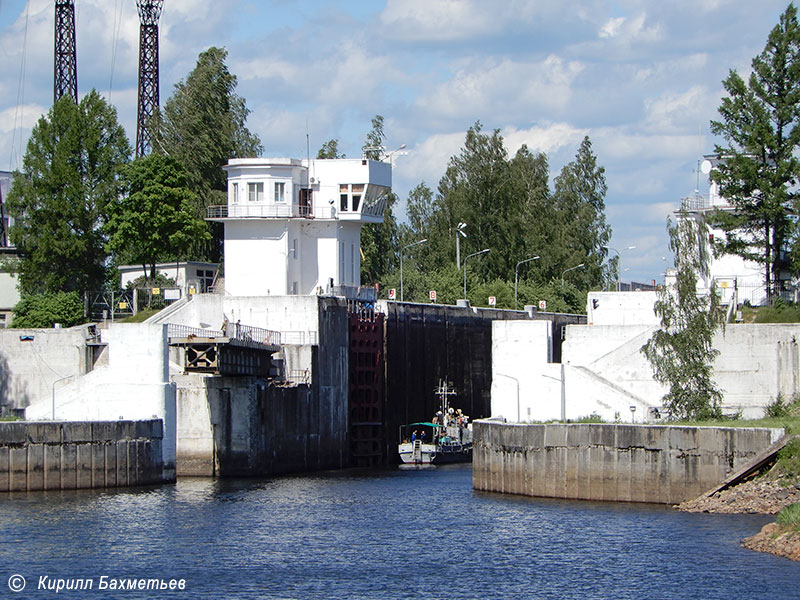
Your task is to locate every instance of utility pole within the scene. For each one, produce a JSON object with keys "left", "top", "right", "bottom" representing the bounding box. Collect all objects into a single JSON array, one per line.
[
  {"left": 54, "top": 0, "right": 78, "bottom": 103},
  {"left": 136, "top": 0, "right": 164, "bottom": 157}
]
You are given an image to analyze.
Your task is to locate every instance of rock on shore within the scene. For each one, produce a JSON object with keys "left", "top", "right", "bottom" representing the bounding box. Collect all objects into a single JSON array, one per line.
[
  {"left": 741, "top": 523, "right": 800, "bottom": 561},
  {"left": 676, "top": 477, "right": 800, "bottom": 514}
]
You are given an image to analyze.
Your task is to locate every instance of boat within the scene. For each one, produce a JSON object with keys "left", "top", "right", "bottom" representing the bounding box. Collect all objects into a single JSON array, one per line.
[{"left": 398, "top": 380, "right": 473, "bottom": 465}]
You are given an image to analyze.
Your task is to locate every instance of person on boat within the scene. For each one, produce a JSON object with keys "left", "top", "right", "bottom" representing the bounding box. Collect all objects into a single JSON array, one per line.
[
  {"left": 411, "top": 430, "right": 418, "bottom": 443},
  {"left": 420, "top": 430, "right": 426, "bottom": 443}
]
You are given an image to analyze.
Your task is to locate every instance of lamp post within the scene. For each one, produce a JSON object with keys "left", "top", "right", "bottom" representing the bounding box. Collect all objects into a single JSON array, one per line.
[
  {"left": 400, "top": 238, "right": 427, "bottom": 302},
  {"left": 496, "top": 372, "right": 520, "bottom": 422},
  {"left": 515, "top": 256, "right": 540, "bottom": 309},
  {"left": 385, "top": 143, "right": 407, "bottom": 165},
  {"left": 463, "top": 248, "right": 490, "bottom": 300},
  {"left": 561, "top": 263, "right": 585, "bottom": 287},
  {"left": 455, "top": 222, "right": 467, "bottom": 269},
  {"left": 605, "top": 245, "right": 636, "bottom": 291}
]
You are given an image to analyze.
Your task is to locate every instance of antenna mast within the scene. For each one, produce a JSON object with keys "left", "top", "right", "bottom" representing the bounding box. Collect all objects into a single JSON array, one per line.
[
  {"left": 54, "top": 0, "right": 78, "bottom": 103},
  {"left": 135, "top": 0, "right": 164, "bottom": 157}
]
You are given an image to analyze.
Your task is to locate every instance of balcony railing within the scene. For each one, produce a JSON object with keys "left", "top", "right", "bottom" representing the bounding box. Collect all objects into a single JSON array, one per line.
[{"left": 207, "top": 204, "right": 315, "bottom": 219}]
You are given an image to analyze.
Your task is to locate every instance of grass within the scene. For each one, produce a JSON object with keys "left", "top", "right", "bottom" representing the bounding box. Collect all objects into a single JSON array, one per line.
[
  {"left": 739, "top": 301, "right": 800, "bottom": 324},
  {"left": 119, "top": 308, "right": 160, "bottom": 323},
  {"left": 777, "top": 502, "right": 800, "bottom": 531}
]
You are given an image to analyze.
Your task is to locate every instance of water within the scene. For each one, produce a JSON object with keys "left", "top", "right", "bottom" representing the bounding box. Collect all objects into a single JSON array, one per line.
[{"left": 0, "top": 464, "right": 797, "bottom": 599}]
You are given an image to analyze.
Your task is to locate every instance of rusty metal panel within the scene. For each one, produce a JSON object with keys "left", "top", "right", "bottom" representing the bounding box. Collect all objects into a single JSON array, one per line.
[{"left": 348, "top": 311, "right": 385, "bottom": 466}]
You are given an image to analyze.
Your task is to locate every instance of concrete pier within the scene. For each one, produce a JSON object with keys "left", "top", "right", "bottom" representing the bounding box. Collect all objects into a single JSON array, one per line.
[
  {"left": 0, "top": 420, "right": 167, "bottom": 492},
  {"left": 473, "top": 421, "right": 785, "bottom": 504}
]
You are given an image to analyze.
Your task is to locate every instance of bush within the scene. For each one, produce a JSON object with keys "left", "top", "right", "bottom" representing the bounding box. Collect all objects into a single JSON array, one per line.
[
  {"left": 777, "top": 502, "right": 800, "bottom": 530},
  {"left": 764, "top": 394, "right": 800, "bottom": 418},
  {"left": 776, "top": 438, "right": 800, "bottom": 480},
  {"left": 11, "top": 292, "right": 85, "bottom": 328}
]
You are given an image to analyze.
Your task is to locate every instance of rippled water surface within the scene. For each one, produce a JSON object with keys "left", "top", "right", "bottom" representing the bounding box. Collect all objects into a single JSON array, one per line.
[{"left": 0, "top": 464, "right": 797, "bottom": 599}]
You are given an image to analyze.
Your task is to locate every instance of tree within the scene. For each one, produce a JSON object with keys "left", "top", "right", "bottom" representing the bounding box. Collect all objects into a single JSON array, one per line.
[
  {"left": 710, "top": 3, "right": 800, "bottom": 301},
  {"left": 106, "top": 154, "right": 210, "bottom": 280},
  {"left": 156, "top": 47, "right": 262, "bottom": 261},
  {"left": 361, "top": 192, "right": 400, "bottom": 285},
  {"left": 7, "top": 92, "right": 131, "bottom": 295},
  {"left": 552, "top": 136, "right": 611, "bottom": 290},
  {"left": 11, "top": 291, "right": 85, "bottom": 328},
  {"left": 317, "top": 139, "right": 345, "bottom": 159},
  {"left": 362, "top": 115, "right": 386, "bottom": 159},
  {"left": 641, "top": 214, "right": 724, "bottom": 420}
]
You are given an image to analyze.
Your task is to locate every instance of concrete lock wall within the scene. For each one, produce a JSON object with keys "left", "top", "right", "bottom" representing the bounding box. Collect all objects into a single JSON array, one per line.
[
  {"left": 494, "top": 319, "right": 800, "bottom": 422},
  {"left": 174, "top": 296, "right": 350, "bottom": 476},
  {"left": 0, "top": 419, "right": 166, "bottom": 492},
  {"left": 0, "top": 325, "right": 97, "bottom": 414},
  {"left": 473, "top": 422, "right": 784, "bottom": 504}
]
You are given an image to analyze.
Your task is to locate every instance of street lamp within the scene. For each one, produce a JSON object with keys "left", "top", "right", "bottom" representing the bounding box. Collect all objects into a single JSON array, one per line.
[
  {"left": 515, "top": 255, "right": 540, "bottom": 309},
  {"left": 385, "top": 144, "right": 407, "bottom": 165},
  {"left": 496, "top": 372, "right": 520, "bottom": 422},
  {"left": 455, "top": 222, "right": 467, "bottom": 268},
  {"left": 561, "top": 263, "right": 585, "bottom": 287},
  {"left": 463, "top": 248, "right": 490, "bottom": 300},
  {"left": 400, "top": 238, "right": 427, "bottom": 302},
  {"left": 605, "top": 245, "right": 636, "bottom": 291}
]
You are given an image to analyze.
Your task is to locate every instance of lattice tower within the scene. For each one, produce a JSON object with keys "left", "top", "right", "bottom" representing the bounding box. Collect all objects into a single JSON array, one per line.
[
  {"left": 135, "top": 0, "right": 164, "bottom": 157},
  {"left": 54, "top": 0, "right": 78, "bottom": 103}
]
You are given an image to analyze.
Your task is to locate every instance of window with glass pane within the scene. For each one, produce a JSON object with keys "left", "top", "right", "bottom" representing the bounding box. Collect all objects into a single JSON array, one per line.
[
  {"left": 275, "top": 182, "right": 285, "bottom": 202},
  {"left": 248, "top": 182, "right": 263, "bottom": 202}
]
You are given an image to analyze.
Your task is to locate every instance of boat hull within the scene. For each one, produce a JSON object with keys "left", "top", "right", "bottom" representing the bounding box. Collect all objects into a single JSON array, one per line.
[{"left": 398, "top": 442, "right": 472, "bottom": 465}]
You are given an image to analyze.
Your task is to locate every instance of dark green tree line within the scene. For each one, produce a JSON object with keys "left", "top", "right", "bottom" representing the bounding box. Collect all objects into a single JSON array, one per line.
[{"left": 362, "top": 122, "right": 611, "bottom": 313}]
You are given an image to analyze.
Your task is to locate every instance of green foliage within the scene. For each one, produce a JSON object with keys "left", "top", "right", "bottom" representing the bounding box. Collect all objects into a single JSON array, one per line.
[
  {"left": 124, "top": 272, "right": 176, "bottom": 290},
  {"left": 642, "top": 214, "right": 725, "bottom": 420},
  {"left": 362, "top": 115, "right": 386, "bottom": 160},
  {"left": 777, "top": 502, "right": 800, "bottom": 530},
  {"left": 11, "top": 292, "right": 85, "bottom": 328},
  {"left": 764, "top": 393, "right": 800, "bottom": 418},
  {"left": 386, "top": 124, "right": 609, "bottom": 312},
  {"left": 573, "top": 413, "right": 605, "bottom": 423},
  {"left": 156, "top": 47, "right": 262, "bottom": 262},
  {"left": 551, "top": 136, "right": 612, "bottom": 290},
  {"left": 754, "top": 299, "right": 800, "bottom": 323},
  {"left": 7, "top": 92, "right": 131, "bottom": 295},
  {"left": 776, "top": 438, "right": 800, "bottom": 481},
  {"left": 317, "top": 139, "right": 345, "bottom": 159},
  {"left": 106, "top": 154, "right": 210, "bottom": 279},
  {"left": 710, "top": 4, "right": 800, "bottom": 300}
]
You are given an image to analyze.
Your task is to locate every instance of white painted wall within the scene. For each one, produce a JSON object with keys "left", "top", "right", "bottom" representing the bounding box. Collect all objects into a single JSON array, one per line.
[
  {"left": 586, "top": 291, "right": 659, "bottom": 326},
  {"left": 493, "top": 316, "right": 800, "bottom": 422},
  {"left": 219, "top": 157, "right": 389, "bottom": 297},
  {"left": 23, "top": 323, "right": 176, "bottom": 475}
]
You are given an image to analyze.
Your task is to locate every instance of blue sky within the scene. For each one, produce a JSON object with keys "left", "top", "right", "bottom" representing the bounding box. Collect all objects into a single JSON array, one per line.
[{"left": 0, "top": 0, "right": 793, "bottom": 283}]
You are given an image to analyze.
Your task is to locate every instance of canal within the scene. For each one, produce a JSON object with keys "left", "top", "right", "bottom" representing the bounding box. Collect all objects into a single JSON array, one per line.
[{"left": 0, "top": 463, "right": 796, "bottom": 599}]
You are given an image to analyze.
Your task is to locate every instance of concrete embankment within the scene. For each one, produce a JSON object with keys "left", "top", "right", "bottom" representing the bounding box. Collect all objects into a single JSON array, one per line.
[
  {"left": 0, "top": 420, "right": 168, "bottom": 492},
  {"left": 473, "top": 422, "right": 784, "bottom": 504}
]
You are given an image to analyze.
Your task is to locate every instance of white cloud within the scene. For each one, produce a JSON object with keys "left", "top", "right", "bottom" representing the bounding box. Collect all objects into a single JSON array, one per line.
[
  {"left": 378, "top": 0, "right": 495, "bottom": 42},
  {"left": 599, "top": 17, "right": 625, "bottom": 39},
  {"left": 413, "top": 55, "right": 584, "bottom": 121},
  {"left": 503, "top": 123, "right": 588, "bottom": 156}
]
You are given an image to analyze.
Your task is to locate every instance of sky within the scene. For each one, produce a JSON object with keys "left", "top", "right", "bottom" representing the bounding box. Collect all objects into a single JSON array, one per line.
[{"left": 0, "top": 0, "right": 794, "bottom": 284}]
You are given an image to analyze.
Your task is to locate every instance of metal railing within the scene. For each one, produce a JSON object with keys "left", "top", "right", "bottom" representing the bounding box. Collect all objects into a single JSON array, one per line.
[
  {"left": 207, "top": 204, "right": 315, "bottom": 219},
  {"left": 281, "top": 331, "right": 319, "bottom": 345},
  {"left": 331, "top": 285, "right": 378, "bottom": 302},
  {"left": 167, "top": 322, "right": 281, "bottom": 349}
]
